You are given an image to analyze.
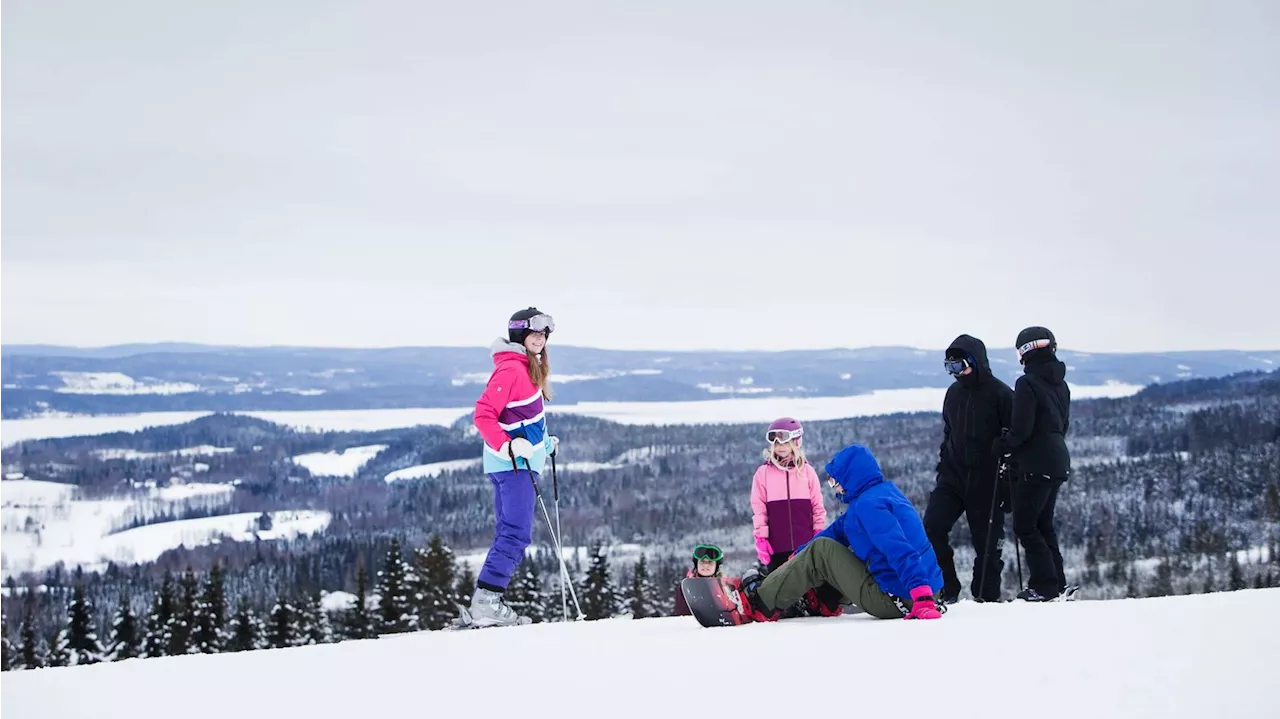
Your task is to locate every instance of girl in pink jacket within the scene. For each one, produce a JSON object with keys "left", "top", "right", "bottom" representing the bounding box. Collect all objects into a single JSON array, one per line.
[{"left": 751, "top": 417, "right": 826, "bottom": 570}]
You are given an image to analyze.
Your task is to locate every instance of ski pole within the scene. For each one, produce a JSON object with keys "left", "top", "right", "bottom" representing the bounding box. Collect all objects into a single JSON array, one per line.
[
  {"left": 531, "top": 475, "right": 584, "bottom": 620},
  {"left": 552, "top": 452, "right": 567, "bottom": 623},
  {"left": 978, "top": 463, "right": 1004, "bottom": 601},
  {"left": 1015, "top": 533, "right": 1024, "bottom": 591}
]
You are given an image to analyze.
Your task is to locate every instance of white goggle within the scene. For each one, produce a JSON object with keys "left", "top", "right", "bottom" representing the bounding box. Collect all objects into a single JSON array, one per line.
[
  {"left": 1017, "top": 339, "right": 1052, "bottom": 359},
  {"left": 510, "top": 314, "right": 555, "bottom": 335},
  {"left": 766, "top": 428, "right": 802, "bottom": 444}
]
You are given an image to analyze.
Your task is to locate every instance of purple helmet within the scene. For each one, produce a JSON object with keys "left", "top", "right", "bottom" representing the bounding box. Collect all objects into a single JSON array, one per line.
[{"left": 766, "top": 417, "right": 804, "bottom": 446}]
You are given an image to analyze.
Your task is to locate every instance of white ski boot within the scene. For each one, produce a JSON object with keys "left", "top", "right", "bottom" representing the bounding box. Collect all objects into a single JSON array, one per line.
[{"left": 461, "top": 587, "right": 532, "bottom": 628}]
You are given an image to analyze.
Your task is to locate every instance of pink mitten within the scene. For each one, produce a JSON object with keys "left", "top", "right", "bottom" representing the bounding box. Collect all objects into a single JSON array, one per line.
[
  {"left": 904, "top": 586, "right": 942, "bottom": 620},
  {"left": 755, "top": 536, "right": 773, "bottom": 564}
]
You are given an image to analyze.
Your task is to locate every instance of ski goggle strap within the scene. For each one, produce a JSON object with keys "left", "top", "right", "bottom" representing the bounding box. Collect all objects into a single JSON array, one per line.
[
  {"left": 509, "top": 313, "right": 555, "bottom": 335},
  {"left": 766, "top": 428, "right": 803, "bottom": 444},
  {"left": 944, "top": 358, "right": 971, "bottom": 375},
  {"left": 692, "top": 544, "right": 723, "bottom": 563},
  {"left": 1017, "top": 338, "right": 1052, "bottom": 359}
]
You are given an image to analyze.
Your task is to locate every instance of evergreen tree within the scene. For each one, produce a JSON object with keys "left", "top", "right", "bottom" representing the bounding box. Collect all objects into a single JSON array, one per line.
[
  {"left": 344, "top": 564, "right": 376, "bottom": 640},
  {"left": 106, "top": 600, "right": 142, "bottom": 661},
  {"left": 2, "top": 619, "right": 13, "bottom": 671},
  {"left": 168, "top": 567, "right": 200, "bottom": 655},
  {"left": 1124, "top": 563, "right": 1140, "bottom": 599},
  {"left": 1255, "top": 572, "right": 1265, "bottom": 590},
  {"left": 506, "top": 559, "right": 548, "bottom": 623},
  {"left": 1229, "top": 553, "right": 1246, "bottom": 590},
  {"left": 579, "top": 542, "right": 619, "bottom": 620},
  {"left": 1201, "top": 572, "right": 1215, "bottom": 594},
  {"left": 47, "top": 628, "right": 71, "bottom": 667},
  {"left": 296, "top": 592, "right": 332, "bottom": 645},
  {"left": 1147, "top": 558, "right": 1175, "bottom": 598},
  {"left": 194, "top": 563, "right": 227, "bottom": 654},
  {"left": 411, "top": 535, "right": 461, "bottom": 630},
  {"left": 376, "top": 538, "right": 415, "bottom": 634},
  {"left": 227, "top": 600, "right": 265, "bottom": 652},
  {"left": 144, "top": 572, "right": 175, "bottom": 657},
  {"left": 624, "top": 555, "right": 663, "bottom": 618},
  {"left": 19, "top": 614, "right": 42, "bottom": 670},
  {"left": 64, "top": 584, "right": 105, "bottom": 665},
  {"left": 455, "top": 561, "right": 477, "bottom": 608},
  {"left": 269, "top": 600, "right": 298, "bottom": 649}
]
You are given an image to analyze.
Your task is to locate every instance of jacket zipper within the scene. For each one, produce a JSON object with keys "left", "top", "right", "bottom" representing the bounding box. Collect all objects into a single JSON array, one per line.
[{"left": 786, "top": 469, "right": 795, "bottom": 553}]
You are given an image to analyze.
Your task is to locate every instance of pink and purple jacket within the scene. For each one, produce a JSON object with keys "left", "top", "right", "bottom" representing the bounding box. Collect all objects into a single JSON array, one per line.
[
  {"left": 751, "top": 461, "right": 826, "bottom": 555},
  {"left": 474, "top": 339, "right": 553, "bottom": 475}
]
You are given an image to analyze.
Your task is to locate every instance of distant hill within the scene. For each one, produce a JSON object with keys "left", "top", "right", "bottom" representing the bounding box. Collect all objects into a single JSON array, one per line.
[{"left": 3, "top": 342, "right": 1277, "bottom": 417}]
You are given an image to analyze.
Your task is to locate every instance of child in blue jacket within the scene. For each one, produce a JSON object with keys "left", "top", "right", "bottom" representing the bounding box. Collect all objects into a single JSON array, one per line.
[{"left": 738, "top": 443, "right": 946, "bottom": 621}]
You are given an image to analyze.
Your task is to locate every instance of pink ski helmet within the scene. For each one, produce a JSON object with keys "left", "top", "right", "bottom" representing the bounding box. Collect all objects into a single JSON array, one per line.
[{"left": 766, "top": 417, "right": 804, "bottom": 446}]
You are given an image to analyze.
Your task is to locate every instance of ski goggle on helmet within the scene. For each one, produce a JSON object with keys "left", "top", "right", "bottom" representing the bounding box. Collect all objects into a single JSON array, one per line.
[
  {"left": 692, "top": 544, "right": 723, "bottom": 563},
  {"left": 766, "top": 417, "right": 804, "bottom": 445},
  {"left": 509, "top": 313, "right": 555, "bottom": 336},
  {"left": 1017, "top": 338, "right": 1053, "bottom": 362}
]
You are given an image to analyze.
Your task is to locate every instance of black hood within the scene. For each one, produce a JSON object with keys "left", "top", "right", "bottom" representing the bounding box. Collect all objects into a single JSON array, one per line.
[
  {"left": 947, "top": 334, "right": 992, "bottom": 376},
  {"left": 1024, "top": 354, "right": 1067, "bottom": 385}
]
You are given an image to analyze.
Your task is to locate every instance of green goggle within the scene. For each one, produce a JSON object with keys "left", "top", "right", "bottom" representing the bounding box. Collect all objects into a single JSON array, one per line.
[{"left": 692, "top": 544, "right": 724, "bottom": 563}]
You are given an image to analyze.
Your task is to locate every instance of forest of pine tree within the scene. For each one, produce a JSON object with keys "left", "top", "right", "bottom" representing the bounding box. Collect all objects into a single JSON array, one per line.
[
  {"left": 0, "top": 534, "right": 673, "bottom": 670},
  {"left": 3, "top": 369, "right": 1278, "bottom": 670}
]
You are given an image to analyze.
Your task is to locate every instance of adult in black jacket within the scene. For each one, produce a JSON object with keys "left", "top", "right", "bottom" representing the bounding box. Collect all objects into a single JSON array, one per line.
[
  {"left": 924, "top": 334, "right": 1013, "bottom": 603},
  {"left": 993, "top": 326, "right": 1072, "bottom": 601}
]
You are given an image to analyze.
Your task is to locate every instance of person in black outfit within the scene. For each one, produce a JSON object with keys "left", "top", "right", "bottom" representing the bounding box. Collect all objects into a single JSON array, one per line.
[
  {"left": 993, "top": 326, "right": 1073, "bottom": 601},
  {"left": 924, "top": 334, "right": 1014, "bottom": 603}
]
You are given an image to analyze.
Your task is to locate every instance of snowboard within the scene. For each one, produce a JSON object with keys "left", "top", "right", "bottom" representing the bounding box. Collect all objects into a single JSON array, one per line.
[{"left": 680, "top": 576, "right": 752, "bottom": 628}]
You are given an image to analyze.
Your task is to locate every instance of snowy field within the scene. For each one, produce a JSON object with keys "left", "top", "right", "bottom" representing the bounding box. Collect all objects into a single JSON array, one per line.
[
  {"left": 290, "top": 444, "right": 389, "bottom": 477},
  {"left": 3, "top": 588, "right": 1276, "bottom": 719},
  {"left": 0, "top": 479, "right": 325, "bottom": 577},
  {"left": 384, "top": 458, "right": 482, "bottom": 482},
  {"left": 0, "top": 382, "right": 1142, "bottom": 447}
]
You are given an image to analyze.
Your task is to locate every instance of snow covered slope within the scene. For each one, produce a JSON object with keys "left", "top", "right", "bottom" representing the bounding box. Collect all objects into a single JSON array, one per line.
[
  {"left": 1, "top": 479, "right": 320, "bottom": 577},
  {"left": 290, "top": 444, "right": 388, "bottom": 477},
  {"left": 4, "top": 589, "right": 1277, "bottom": 719}
]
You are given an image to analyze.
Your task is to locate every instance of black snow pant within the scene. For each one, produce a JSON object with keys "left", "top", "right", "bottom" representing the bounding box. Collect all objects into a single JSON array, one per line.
[
  {"left": 1012, "top": 474, "right": 1067, "bottom": 598},
  {"left": 924, "top": 473, "right": 1006, "bottom": 602}
]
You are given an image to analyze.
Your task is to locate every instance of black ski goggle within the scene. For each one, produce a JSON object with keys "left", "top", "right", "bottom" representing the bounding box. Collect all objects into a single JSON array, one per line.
[
  {"left": 944, "top": 358, "right": 971, "bottom": 376},
  {"left": 692, "top": 544, "right": 723, "bottom": 563}
]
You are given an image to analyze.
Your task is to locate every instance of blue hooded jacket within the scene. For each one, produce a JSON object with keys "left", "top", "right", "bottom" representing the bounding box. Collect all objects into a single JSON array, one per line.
[{"left": 798, "top": 444, "right": 943, "bottom": 600}]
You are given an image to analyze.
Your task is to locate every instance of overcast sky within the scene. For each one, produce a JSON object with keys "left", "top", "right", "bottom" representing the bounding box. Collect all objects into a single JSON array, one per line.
[{"left": 3, "top": 0, "right": 1277, "bottom": 353}]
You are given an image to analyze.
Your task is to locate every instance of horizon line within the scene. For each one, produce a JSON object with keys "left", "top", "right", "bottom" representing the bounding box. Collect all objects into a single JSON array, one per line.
[{"left": 3, "top": 340, "right": 1279, "bottom": 357}]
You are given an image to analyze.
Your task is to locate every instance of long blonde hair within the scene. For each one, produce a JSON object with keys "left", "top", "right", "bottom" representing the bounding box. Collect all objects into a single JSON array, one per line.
[
  {"left": 527, "top": 346, "right": 552, "bottom": 401},
  {"left": 762, "top": 441, "right": 808, "bottom": 471}
]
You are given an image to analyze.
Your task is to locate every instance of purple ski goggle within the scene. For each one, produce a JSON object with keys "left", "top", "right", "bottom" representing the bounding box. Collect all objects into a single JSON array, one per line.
[{"left": 509, "top": 314, "right": 555, "bottom": 335}]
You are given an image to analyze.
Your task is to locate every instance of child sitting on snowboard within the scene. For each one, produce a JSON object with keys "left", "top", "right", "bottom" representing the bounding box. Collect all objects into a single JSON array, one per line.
[{"left": 673, "top": 544, "right": 740, "bottom": 616}]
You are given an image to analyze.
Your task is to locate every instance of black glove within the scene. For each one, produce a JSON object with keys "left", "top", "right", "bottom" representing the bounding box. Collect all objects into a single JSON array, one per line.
[{"left": 991, "top": 435, "right": 1010, "bottom": 458}]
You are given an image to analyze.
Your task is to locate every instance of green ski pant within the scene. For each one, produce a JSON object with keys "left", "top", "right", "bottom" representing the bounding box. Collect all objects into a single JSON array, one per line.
[{"left": 757, "top": 537, "right": 922, "bottom": 619}]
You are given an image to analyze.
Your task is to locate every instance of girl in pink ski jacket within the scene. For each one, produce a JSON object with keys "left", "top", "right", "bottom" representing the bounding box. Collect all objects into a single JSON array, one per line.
[{"left": 751, "top": 417, "right": 826, "bottom": 570}]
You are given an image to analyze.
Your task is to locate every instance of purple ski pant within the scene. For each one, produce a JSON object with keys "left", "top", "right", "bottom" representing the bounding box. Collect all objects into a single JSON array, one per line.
[{"left": 478, "top": 469, "right": 538, "bottom": 591}]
